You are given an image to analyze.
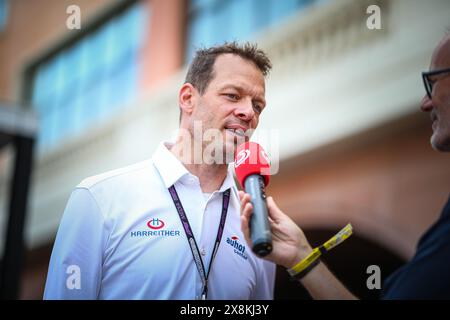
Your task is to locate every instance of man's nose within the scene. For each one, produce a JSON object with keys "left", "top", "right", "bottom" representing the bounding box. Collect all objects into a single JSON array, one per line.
[
  {"left": 234, "top": 99, "right": 255, "bottom": 121},
  {"left": 420, "top": 95, "right": 433, "bottom": 112}
]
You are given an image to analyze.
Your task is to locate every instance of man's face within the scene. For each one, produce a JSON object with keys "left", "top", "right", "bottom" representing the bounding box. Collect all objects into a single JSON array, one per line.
[
  {"left": 421, "top": 35, "right": 450, "bottom": 152},
  {"left": 189, "top": 54, "right": 266, "bottom": 160}
]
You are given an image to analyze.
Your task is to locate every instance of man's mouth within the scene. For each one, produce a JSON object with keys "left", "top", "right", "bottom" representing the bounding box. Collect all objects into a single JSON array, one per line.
[
  {"left": 225, "top": 128, "right": 246, "bottom": 137},
  {"left": 224, "top": 124, "right": 248, "bottom": 138}
]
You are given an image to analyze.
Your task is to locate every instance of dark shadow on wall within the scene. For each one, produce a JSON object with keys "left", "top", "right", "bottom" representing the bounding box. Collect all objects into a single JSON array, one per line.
[{"left": 274, "top": 228, "right": 406, "bottom": 300}]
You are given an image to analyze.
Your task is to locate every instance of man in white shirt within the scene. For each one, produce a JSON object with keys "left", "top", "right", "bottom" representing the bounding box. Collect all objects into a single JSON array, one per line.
[{"left": 43, "top": 42, "right": 276, "bottom": 300}]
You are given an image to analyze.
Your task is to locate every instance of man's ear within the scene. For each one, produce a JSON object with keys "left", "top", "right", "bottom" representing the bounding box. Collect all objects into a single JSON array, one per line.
[{"left": 179, "top": 83, "right": 198, "bottom": 117}]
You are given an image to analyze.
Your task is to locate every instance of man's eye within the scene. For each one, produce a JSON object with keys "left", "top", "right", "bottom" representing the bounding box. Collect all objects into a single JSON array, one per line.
[
  {"left": 226, "top": 94, "right": 239, "bottom": 100},
  {"left": 253, "top": 103, "right": 263, "bottom": 113}
]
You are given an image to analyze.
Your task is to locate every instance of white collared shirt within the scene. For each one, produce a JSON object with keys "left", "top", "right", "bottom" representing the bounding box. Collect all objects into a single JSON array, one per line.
[{"left": 43, "top": 142, "right": 276, "bottom": 300}]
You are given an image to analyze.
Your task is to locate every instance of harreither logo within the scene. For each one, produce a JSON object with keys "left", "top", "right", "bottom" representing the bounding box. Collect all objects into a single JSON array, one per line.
[
  {"left": 147, "top": 218, "right": 165, "bottom": 230},
  {"left": 130, "top": 218, "right": 181, "bottom": 238},
  {"left": 226, "top": 235, "right": 248, "bottom": 260}
]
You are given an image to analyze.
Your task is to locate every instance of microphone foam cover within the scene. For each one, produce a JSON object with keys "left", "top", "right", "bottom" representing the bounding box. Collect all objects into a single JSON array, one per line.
[{"left": 234, "top": 142, "right": 271, "bottom": 189}]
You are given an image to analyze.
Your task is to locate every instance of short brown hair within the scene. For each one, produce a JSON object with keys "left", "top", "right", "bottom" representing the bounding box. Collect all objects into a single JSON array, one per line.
[{"left": 184, "top": 41, "right": 272, "bottom": 95}]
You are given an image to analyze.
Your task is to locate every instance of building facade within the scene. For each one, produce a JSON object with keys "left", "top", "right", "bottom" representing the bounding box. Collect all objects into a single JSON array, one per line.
[{"left": 0, "top": 0, "right": 449, "bottom": 299}]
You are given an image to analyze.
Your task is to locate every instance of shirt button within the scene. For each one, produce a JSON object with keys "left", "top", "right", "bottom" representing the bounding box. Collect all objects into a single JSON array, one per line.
[{"left": 200, "top": 248, "right": 206, "bottom": 256}]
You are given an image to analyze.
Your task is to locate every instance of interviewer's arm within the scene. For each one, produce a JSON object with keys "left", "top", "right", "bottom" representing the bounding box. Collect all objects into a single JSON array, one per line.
[{"left": 239, "top": 191, "right": 357, "bottom": 300}]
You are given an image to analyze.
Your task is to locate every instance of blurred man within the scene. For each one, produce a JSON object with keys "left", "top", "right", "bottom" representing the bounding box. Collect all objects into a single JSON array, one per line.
[
  {"left": 240, "top": 33, "right": 450, "bottom": 299},
  {"left": 44, "top": 42, "right": 275, "bottom": 299}
]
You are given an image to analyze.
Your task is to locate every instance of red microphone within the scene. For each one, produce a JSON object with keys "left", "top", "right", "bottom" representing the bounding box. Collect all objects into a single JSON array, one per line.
[{"left": 234, "top": 142, "right": 272, "bottom": 257}]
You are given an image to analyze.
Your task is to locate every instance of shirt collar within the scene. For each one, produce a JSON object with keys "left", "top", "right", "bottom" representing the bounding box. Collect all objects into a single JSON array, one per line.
[
  {"left": 219, "top": 166, "right": 238, "bottom": 193},
  {"left": 152, "top": 142, "right": 238, "bottom": 193},
  {"left": 152, "top": 142, "right": 190, "bottom": 188}
]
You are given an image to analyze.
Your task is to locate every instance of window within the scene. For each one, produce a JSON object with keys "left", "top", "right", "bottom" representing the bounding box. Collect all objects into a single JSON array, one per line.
[
  {"left": 186, "top": 0, "right": 314, "bottom": 61},
  {"left": 0, "top": 0, "right": 8, "bottom": 32},
  {"left": 28, "top": 1, "right": 148, "bottom": 151}
]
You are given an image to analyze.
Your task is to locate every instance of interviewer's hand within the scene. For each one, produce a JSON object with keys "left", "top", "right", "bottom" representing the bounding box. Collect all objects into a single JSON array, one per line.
[{"left": 239, "top": 191, "right": 313, "bottom": 269}]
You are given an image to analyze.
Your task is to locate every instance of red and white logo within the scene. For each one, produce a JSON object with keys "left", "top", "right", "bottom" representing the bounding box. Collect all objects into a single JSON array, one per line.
[
  {"left": 147, "top": 218, "right": 165, "bottom": 230},
  {"left": 226, "top": 235, "right": 247, "bottom": 260},
  {"left": 235, "top": 149, "right": 250, "bottom": 168}
]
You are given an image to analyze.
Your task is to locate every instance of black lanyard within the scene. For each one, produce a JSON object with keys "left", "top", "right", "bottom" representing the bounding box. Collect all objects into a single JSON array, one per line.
[{"left": 168, "top": 185, "right": 231, "bottom": 300}]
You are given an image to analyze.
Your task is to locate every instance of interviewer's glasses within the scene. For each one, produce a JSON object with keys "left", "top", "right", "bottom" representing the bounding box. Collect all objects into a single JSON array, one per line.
[{"left": 422, "top": 67, "right": 450, "bottom": 99}]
